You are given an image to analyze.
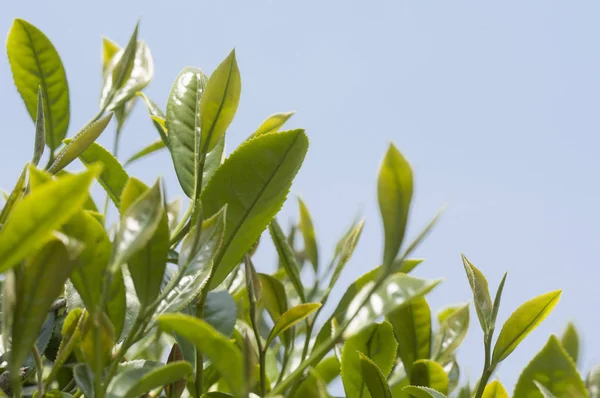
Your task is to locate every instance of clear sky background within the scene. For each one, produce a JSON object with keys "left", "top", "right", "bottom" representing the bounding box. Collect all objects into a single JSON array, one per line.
[{"left": 1, "top": 1, "right": 599, "bottom": 393}]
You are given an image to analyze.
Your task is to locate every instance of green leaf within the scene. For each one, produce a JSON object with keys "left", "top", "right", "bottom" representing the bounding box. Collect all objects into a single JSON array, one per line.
[
  {"left": 7, "top": 19, "right": 70, "bottom": 150},
  {"left": 395, "top": 258, "right": 425, "bottom": 274},
  {"left": 587, "top": 366, "right": 600, "bottom": 398},
  {"left": 49, "top": 114, "right": 113, "bottom": 173},
  {"left": 432, "top": 303, "right": 469, "bottom": 362},
  {"left": 0, "top": 165, "right": 28, "bottom": 228},
  {"left": 124, "top": 139, "right": 166, "bottom": 166},
  {"left": 411, "top": 359, "right": 449, "bottom": 395},
  {"left": 343, "top": 273, "right": 442, "bottom": 338},
  {"left": 157, "top": 313, "right": 244, "bottom": 396},
  {"left": 513, "top": 335, "right": 586, "bottom": 397},
  {"left": 137, "top": 92, "right": 168, "bottom": 145},
  {"left": 166, "top": 67, "right": 207, "bottom": 198},
  {"left": 119, "top": 178, "right": 169, "bottom": 309},
  {"left": 201, "top": 129, "right": 309, "bottom": 288},
  {"left": 298, "top": 197, "right": 319, "bottom": 273},
  {"left": 266, "top": 302, "right": 321, "bottom": 346},
  {"left": 0, "top": 166, "right": 100, "bottom": 273},
  {"left": 33, "top": 87, "right": 45, "bottom": 165},
  {"left": 63, "top": 140, "right": 128, "bottom": 208},
  {"left": 80, "top": 311, "right": 115, "bottom": 368},
  {"left": 250, "top": 111, "right": 295, "bottom": 139},
  {"left": 73, "top": 364, "right": 94, "bottom": 398},
  {"left": 314, "top": 356, "right": 340, "bottom": 384},
  {"left": 492, "top": 290, "right": 561, "bottom": 364},
  {"left": 481, "top": 380, "right": 509, "bottom": 398},
  {"left": 107, "top": 361, "right": 193, "bottom": 398},
  {"left": 378, "top": 143, "right": 413, "bottom": 270},
  {"left": 258, "top": 273, "right": 288, "bottom": 322},
  {"left": 204, "top": 290, "right": 237, "bottom": 336},
  {"left": 561, "top": 322, "right": 579, "bottom": 365},
  {"left": 359, "top": 353, "right": 393, "bottom": 398},
  {"left": 491, "top": 272, "right": 507, "bottom": 328},
  {"left": 10, "top": 236, "right": 81, "bottom": 376},
  {"left": 178, "top": 206, "right": 226, "bottom": 275},
  {"left": 102, "top": 37, "right": 120, "bottom": 74},
  {"left": 111, "top": 181, "right": 164, "bottom": 271},
  {"left": 461, "top": 254, "right": 493, "bottom": 334},
  {"left": 444, "top": 359, "right": 460, "bottom": 394},
  {"left": 269, "top": 219, "right": 305, "bottom": 301},
  {"left": 292, "top": 369, "right": 330, "bottom": 398},
  {"left": 342, "top": 321, "right": 397, "bottom": 398},
  {"left": 402, "top": 386, "right": 447, "bottom": 398},
  {"left": 533, "top": 382, "right": 558, "bottom": 398},
  {"left": 199, "top": 49, "right": 241, "bottom": 154},
  {"left": 387, "top": 297, "right": 431, "bottom": 376},
  {"left": 328, "top": 219, "right": 365, "bottom": 290}
]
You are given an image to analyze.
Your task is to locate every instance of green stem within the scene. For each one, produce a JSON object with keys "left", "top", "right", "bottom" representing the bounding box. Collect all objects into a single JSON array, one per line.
[
  {"left": 474, "top": 333, "right": 495, "bottom": 398},
  {"left": 102, "top": 124, "right": 122, "bottom": 225},
  {"left": 32, "top": 346, "right": 44, "bottom": 397},
  {"left": 169, "top": 204, "right": 193, "bottom": 247},
  {"left": 11, "top": 372, "right": 22, "bottom": 398},
  {"left": 72, "top": 390, "right": 83, "bottom": 398},
  {"left": 92, "top": 322, "right": 105, "bottom": 398}
]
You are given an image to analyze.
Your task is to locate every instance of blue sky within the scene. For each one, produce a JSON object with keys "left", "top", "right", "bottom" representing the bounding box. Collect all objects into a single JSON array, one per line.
[{"left": 1, "top": 1, "right": 599, "bottom": 392}]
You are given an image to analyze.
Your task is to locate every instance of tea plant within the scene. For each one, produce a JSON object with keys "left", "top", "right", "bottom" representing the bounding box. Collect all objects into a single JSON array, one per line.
[{"left": 0, "top": 17, "right": 598, "bottom": 398}]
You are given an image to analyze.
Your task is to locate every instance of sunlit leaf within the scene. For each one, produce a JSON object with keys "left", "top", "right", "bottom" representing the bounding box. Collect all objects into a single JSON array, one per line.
[
  {"left": 0, "top": 165, "right": 28, "bottom": 228},
  {"left": 107, "top": 360, "right": 193, "bottom": 398},
  {"left": 298, "top": 197, "right": 319, "bottom": 273},
  {"left": 359, "top": 353, "right": 393, "bottom": 398},
  {"left": 124, "top": 139, "right": 166, "bottom": 166},
  {"left": 561, "top": 322, "right": 579, "bottom": 365},
  {"left": 137, "top": 92, "right": 168, "bottom": 145},
  {"left": 102, "top": 37, "right": 120, "bottom": 74},
  {"left": 482, "top": 380, "right": 509, "bottom": 398},
  {"left": 402, "top": 385, "right": 447, "bottom": 398},
  {"left": 411, "top": 359, "right": 449, "bottom": 395},
  {"left": 269, "top": 219, "right": 305, "bottom": 301},
  {"left": 249, "top": 111, "right": 295, "bottom": 140},
  {"left": 327, "top": 219, "right": 365, "bottom": 291},
  {"left": 432, "top": 303, "right": 469, "bottom": 363},
  {"left": 461, "top": 254, "right": 493, "bottom": 334},
  {"left": 266, "top": 303, "right": 321, "bottom": 346}
]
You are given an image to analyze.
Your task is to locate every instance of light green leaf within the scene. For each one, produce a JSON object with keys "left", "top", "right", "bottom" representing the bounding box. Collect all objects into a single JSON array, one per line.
[
  {"left": 107, "top": 361, "right": 193, "bottom": 398},
  {"left": 157, "top": 313, "right": 244, "bottom": 396},
  {"left": 491, "top": 272, "right": 507, "bottom": 328},
  {"left": 0, "top": 165, "right": 28, "bottom": 228},
  {"left": 411, "top": 359, "right": 449, "bottom": 395},
  {"left": 432, "top": 303, "right": 469, "bottom": 363},
  {"left": 63, "top": 140, "right": 128, "bottom": 208},
  {"left": 587, "top": 366, "right": 600, "bottom": 398},
  {"left": 204, "top": 290, "right": 237, "bottom": 336},
  {"left": 33, "top": 87, "right": 45, "bottom": 165},
  {"left": 513, "top": 335, "right": 586, "bottom": 397},
  {"left": 201, "top": 129, "right": 309, "bottom": 288},
  {"left": 342, "top": 321, "right": 397, "bottom": 398},
  {"left": 266, "top": 303, "right": 321, "bottom": 346},
  {"left": 80, "top": 311, "right": 115, "bottom": 368},
  {"left": 402, "top": 386, "right": 447, "bottom": 398},
  {"left": 119, "top": 178, "right": 169, "bottom": 309},
  {"left": 315, "top": 356, "right": 340, "bottom": 384},
  {"left": 102, "top": 37, "right": 120, "bottom": 74},
  {"left": 137, "top": 92, "right": 168, "bottom": 145},
  {"left": 461, "top": 254, "right": 493, "bottom": 334},
  {"left": 378, "top": 143, "right": 413, "bottom": 270},
  {"left": 178, "top": 206, "right": 226, "bottom": 275},
  {"left": 387, "top": 296, "right": 431, "bottom": 376},
  {"left": 292, "top": 369, "right": 329, "bottom": 398},
  {"left": 343, "top": 273, "right": 442, "bottom": 338},
  {"left": 269, "top": 219, "right": 305, "bottom": 301},
  {"left": 49, "top": 114, "right": 113, "bottom": 173},
  {"left": 0, "top": 166, "right": 100, "bottom": 273},
  {"left": 328, "top": 219, "right": 365, "bottom": 290},
  {"left": 250, "top": 111, "right": 295, "bottom": 139},
  {"left": 11, "top": 236, "right": 80, "bottom": 376},
  {"left": 258, "top": 273, "right": 288, "bottom": 323},
  {"left": 482, "top": 380, "right": 509, "bottom": 398},
  {"left": 561, "top": 322, "right": 579, "bottom": 365},
  {"left": 444, "top": 359, "right": 460, "bottom": 394},
  {"left": 533, "top": 381, "right": 558, "bottom": 398},
  {"left": 492, "top": 290, "right": 561, "bottom": 364},
  {"left": 298, "top": 197, "right": 319, "bottom": 273},
  {"left": 199, "top": 49, "right": 241, "bottom": 154},
  {"left": 124, "top": 139, "right": 166, "bottom": 166},
  {"left": 111, "top": 181, "right": 164, "bottom": 274},
  {"left": 7, "top": 18, "right": 70, "bottom": 150},
  {"left": 395, "top": 258, "right": 425, "bottom": 274},
  {"left": 359, "top": 353, "right": 393, "bottom": 398}
]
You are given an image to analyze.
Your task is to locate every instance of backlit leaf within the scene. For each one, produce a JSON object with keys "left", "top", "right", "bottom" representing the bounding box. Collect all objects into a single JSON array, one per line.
[
  {"left": 461, "top": 254, "right": 493, "bottom": 334},
  {"left": 0, "top": 165, "right": 28, "bottom": 228},
  {"left": 250, "top": 111, "right": 295, "bottom": 138},
  {"left": 359, "top": 353, "right": 393, "bottom": 398},
  {"left": 411, "top": 359, "right": 449, "bottom": 395},
  {"left": 432, "top": 303, "right": 469, "bottom": 363},
  {"left": 561, "top": 322, "right": 579, "bottom": 365},
  {"left": 266, "top": 303, "right": 321, "bottom": 346},
  {"left": 269, "top": 219, "right": 305, "bottom": 301},
  {"left": 298, "top": 197, "right": 319, "bottom": 273},
  {"left": 482, "top": 380, "right": 509, "bottom": 398},
  {"left": 137, "top": 92, "right": 168, "bottom": 145},
  {"left": 124, "top": 139, "right": 166, "bottom": 166},
  {"left": 402, "top": 386, "right": 447, "bottom": 398}
]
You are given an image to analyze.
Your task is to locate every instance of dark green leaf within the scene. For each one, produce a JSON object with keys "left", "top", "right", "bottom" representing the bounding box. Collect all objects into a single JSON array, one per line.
[
  {"left": 378, "top": 144, "right": 413, "bottom": 270},
  {"left": 33, "top": 87, "right": 45, "bottom": 165},
  {"left": 513, "top": 335, "right": 586, "bottom": 397},
  {"left": 269, "top": 219, "right": 305, "bottom": 301},
  {"left": 461, "top": 254, "right": 493, "bottom": 334},
  {"left": 108, "top": 361, "right": 193, "bottom": 398},
  {"left": 73, "top": 364, "right": 94, "bottom": 398},
  {"left": 201, "top": 129, "right": 308, "bottom": 288},
  {"left": 492, "top": 290, "right": 561, "bottom": 364},
  {"left": 204, "top": 290, "right": 237, "bottom": 336},
  {"left": 7, "top": 19, "right": 70, "bottom": 150},
  {"left": 49, "top": 114, "right": 113, "bottom": 173},
  {"left": 178, "top": 206, "right": 226, "bottom": 274}
]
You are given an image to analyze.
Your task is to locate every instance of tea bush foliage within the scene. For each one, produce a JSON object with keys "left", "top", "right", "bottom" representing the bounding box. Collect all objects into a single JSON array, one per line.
[{"left": 0, "top": 18, "right": 597, "bottom": 398}]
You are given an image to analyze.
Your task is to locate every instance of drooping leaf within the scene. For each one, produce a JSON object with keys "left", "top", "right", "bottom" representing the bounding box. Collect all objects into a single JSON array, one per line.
[
  {"left": 49, "top": 114, "right": 113, "bottom": 173},
  {"left": 7, "top": 19, "right": 70, "bottom": 150},
  {"left": 0, "top": 166, "right": 100, "bottom": 272},
  {"left": 492, "top": 290, "right": 562, "bottom": 364},
  {"left": 157, "top": 313, "right": 244, "bottom": 396},
  {"left": 402, "top": 385, "right": 447, "bottom": 398},
  {"left": 269, "top": 219, "right": 305, "bottom": 301},
  {"left": 124, "top": 139, "right": 166, "bottom": 166},
  {"left": 298, "top": 197, "right": 319, "bottom": 273},
  {"left": 119, "top": 178, "right": 169, "bottom": 309},
  {"left": 342, "top": 321, "right": 397, "bottom": 398},
  {"left": 11, "top": 236, "right": 80, "bottom": 376},
  {"left": 343, "top": 273, "right": 442, "bottom": 338},
  {"left": 359, "top": 353, "right": 393, "bottom": 398},
  {"left": 461, "top": 254, "right": 493, "bottom": 334},
  {"left": 201, "top": 129, "right": 309, "bottom": 288},
  {"left": 107, "top": 361, "right": 193, "bottom": 398},
  {"left": 33, "top": 88, "right": 45, "bottom": 165},
  {"left": 387, "top": 296, "right": 431, "bottom": 376},
  {"left": 411, "top": 359, "right": 449, "bottom": 395},
  {"left": 203, "top": 290, "right": 237, "bottom": 336},
  {"left": 513, "top": 335, "right": 586, "bottom": 397},
  {"left": 64, "top": 140, "right": 128, "bottom": 207},
  {"left": 432, "top": 303, "right": 470, "bottom": 363},
  {"left": 482, "top": 380, "right": 509, "bottom": 398},
  {"left": 560, "top": 322, "right": 579, "bottom": 365},
  {"left": 378, "top": 144, "right": 413, "bottom": 270},
  {"left": 199, "top": 49, "right": 241, "bottom": 154},
  {"left": 136, "top": 92, "right": 168, "bottom": 145},
  {"left": 266, "top": 303, "right": 321, "bottom": 346},
  {"left": 0, "top": 165, "right": 28, "bottom": 228}
]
